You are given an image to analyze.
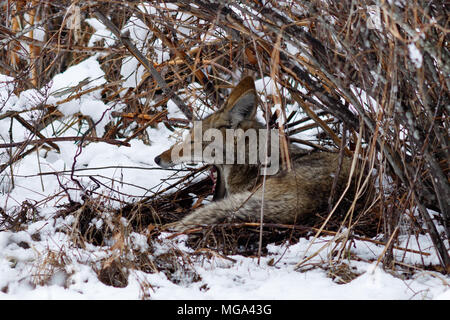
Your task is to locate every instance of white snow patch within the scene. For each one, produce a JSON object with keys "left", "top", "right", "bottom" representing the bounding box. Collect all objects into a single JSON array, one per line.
[{"left": 408, "top": 43, "right": 423, "bottom": 68}]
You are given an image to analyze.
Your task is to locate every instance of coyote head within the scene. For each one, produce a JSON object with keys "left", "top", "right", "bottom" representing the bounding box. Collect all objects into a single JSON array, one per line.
[{"left": 154, "top": 77, "right": 279, "bottom": 173}]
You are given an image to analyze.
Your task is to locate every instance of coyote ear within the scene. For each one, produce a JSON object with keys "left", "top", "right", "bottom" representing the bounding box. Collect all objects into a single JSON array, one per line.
[
  {"left": 228, "top": 91, "right": 256, "bottom": 126},
  {"left": 224, "top": 77, "right": 256, "bottom": 126}
]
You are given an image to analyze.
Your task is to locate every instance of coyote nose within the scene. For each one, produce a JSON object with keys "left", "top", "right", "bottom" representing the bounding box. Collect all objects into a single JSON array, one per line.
[{"left": 154, "top": 155, "right": 161, "bottom": 165}]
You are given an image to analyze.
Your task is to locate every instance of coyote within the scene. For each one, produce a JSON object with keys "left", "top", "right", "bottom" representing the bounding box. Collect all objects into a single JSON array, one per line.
[{"left": 155, "top": 77, "right": 354, "bottom": 231}]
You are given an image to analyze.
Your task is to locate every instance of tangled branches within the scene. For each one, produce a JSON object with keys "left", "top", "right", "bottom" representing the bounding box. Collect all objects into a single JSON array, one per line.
[{"left": 0, "top": 0, "right": 448, "bottom": 272}]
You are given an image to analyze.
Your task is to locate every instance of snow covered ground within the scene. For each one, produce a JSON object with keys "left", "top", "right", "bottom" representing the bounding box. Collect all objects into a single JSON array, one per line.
[
  {"left": 0, "top": 221, "right": 449, "bottom": 299},
  {"left": 1, "top": 11, "right": 449, "bottom": 300}
]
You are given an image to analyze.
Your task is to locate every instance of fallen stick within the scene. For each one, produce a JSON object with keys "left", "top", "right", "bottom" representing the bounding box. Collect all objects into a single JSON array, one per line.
[{"left": 0, "top": 136, "right": 130, "bottom": 148}]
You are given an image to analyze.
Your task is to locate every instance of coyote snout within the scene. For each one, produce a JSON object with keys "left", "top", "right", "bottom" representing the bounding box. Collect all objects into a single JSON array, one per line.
[{"left": 155, "top": 76, "right": 355, "bottom": 231}]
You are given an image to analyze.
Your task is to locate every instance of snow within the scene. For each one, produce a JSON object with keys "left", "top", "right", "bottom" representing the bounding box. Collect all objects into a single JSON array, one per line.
[
  {"left": 408, "top": 43, "right": 423, "bottom": 69},
  {"left": 85, "top": 18, "right": 117, "bottom": 48},
  {"left": 0, "top": 11, "right": 449, "bottom": 301},
  {"left": 366, "top": 6, "right": 382, "bottom": 31},
  {"left": 0, "top": 224, "right": 448, "bottom": 299},
  {"left": 0, "top": 75, "right": 18, "bottom": 111},
  {"left": 50, "top": 56, "right": 106, "bottom": 96}
]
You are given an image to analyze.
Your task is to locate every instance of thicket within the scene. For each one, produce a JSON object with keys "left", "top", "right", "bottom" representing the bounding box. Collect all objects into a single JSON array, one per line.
[{"left": 0, "top": 0, "right": 448, "bottom": 276}]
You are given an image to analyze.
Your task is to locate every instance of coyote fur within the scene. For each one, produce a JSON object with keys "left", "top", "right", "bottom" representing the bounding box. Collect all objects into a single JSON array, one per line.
[{"left": 155, "top": 77, "right": 354, "bottom": 231}]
